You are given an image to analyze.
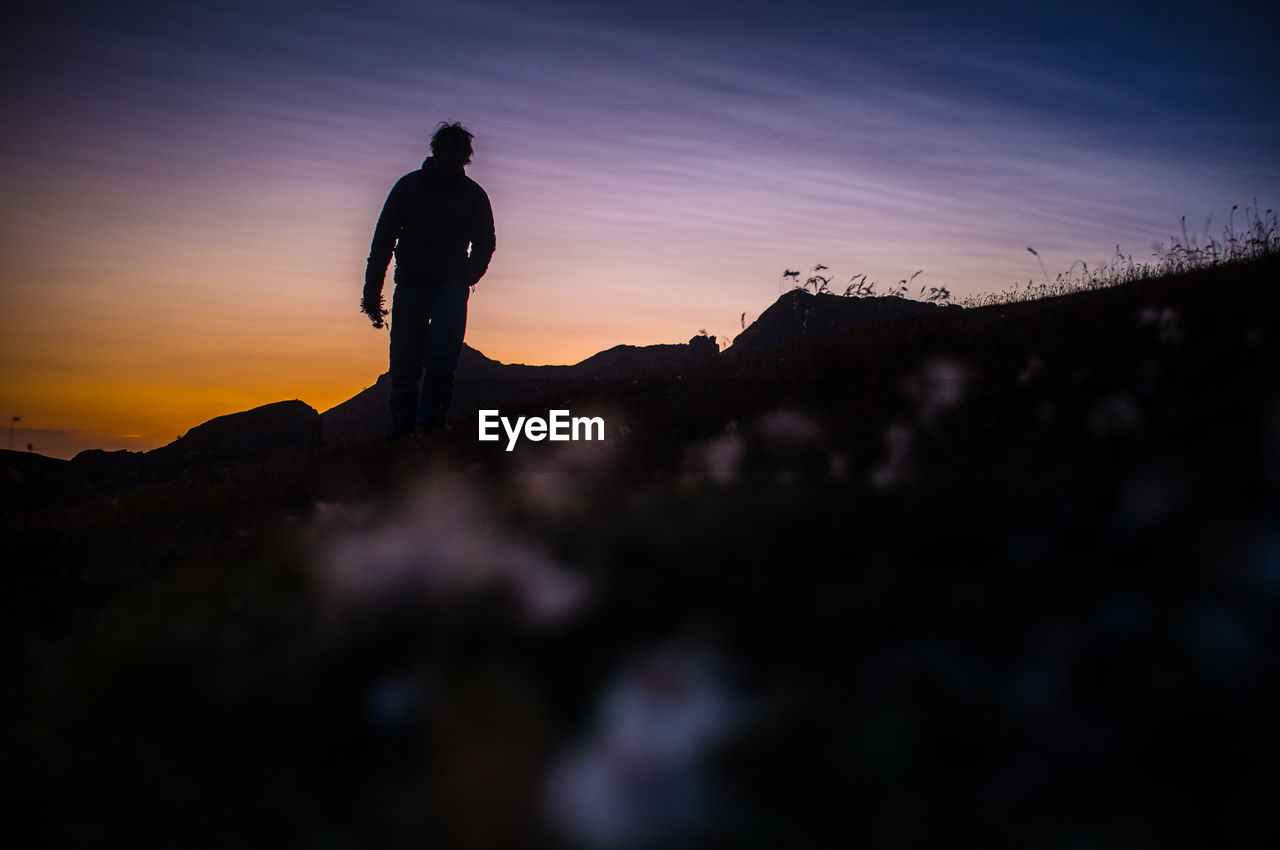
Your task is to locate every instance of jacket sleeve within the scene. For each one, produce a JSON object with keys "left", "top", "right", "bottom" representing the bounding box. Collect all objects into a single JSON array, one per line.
[
  {"left": 365, "top": 179, "right": 404, "bottom": 295},
  {"left": 463, "top": 188, "right": 496, "bottom": 286}
]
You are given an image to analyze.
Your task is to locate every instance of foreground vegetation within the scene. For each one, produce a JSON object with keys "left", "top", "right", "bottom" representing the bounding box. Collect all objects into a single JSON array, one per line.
[
  {"left": 785, "top": 202, "right": 1279, "bottom": 308},
  {"left": 4, "top": 249, "right": 1279, "bottom": 848}
]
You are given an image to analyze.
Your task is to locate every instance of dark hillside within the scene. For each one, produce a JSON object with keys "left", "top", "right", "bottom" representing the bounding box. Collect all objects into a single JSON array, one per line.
[
  {"left": 729, "top": 288, "right": 960, "bottom": 354},
  {"left": 4, "top": 254, "right": 1279, "bottom": 848},
  {"left": 320, "top": 335, "right": 720, "bottom": 444},
  {"left": 0, "top": 400, "right": 321, "bottom": 504}
]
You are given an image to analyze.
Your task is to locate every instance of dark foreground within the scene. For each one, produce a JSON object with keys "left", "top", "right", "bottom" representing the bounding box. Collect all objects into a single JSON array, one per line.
[{"left": 4, "top": 256, "right": 1279, "bottom": 848}]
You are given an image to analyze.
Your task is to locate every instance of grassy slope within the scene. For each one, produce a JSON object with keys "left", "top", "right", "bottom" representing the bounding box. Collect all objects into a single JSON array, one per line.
[{"left": 4, "top": 254, "right": 1279, "bottom": 848}]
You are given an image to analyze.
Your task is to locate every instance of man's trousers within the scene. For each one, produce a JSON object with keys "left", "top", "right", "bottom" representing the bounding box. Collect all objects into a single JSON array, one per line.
[{"left": 388, "top": 278, "right": 469, "bottom": 436}]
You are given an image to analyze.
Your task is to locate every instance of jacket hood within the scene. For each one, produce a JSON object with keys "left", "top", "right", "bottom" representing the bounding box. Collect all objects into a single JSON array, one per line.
[{"left": 421, "top": 156, "right": 466, "bottom": 188}]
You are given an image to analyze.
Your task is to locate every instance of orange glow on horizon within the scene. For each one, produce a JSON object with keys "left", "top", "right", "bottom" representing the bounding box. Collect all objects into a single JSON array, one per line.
[
  {"left": 5, "top": 71, "right": 1267, "bottom": 463},
  {"left": 1, "top": 245, "right": 714, "bottom": 459}
]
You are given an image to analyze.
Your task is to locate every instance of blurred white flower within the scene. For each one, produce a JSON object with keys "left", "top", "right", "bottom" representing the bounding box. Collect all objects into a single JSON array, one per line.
[
  {"left": 870, "top": 423, "right": 915, "bottom": 489},
  {"left": 903, "top": 358, "right": 969, "bottom": 425},
  {"left": 697, "top": 432, "right": 745, "bottom": 485},
  {"left": 515, "top": 430, "right": 619, "bottom": 516},
  {"left": 543, "top": 645, "right": 737, "bottom": 848},
  {"left": 1016, "top": 355, "right": 1044, "bottom": 386},
  {"left": 317, "top": 480, "right": 590, "bottom": 625},
  {"left": 757, "top": 409, "right": 819, "bottom": 442},
  {"left": 1137, "top": 306, "right": 1183, "bottom": 343}
]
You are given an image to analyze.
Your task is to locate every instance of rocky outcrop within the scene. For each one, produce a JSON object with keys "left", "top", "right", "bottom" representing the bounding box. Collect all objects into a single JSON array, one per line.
[
  {"left": 147, "top": 400, "right": 321, "bottom": 472},
  {"left": 730, "top": 291, "right": 960, "bottom": 355},
  {"left": 0, "top": 450, "right": 83, "bottom": 504},
  {"left": 0, "top": 401, "right": 321, "bottom": 505}
]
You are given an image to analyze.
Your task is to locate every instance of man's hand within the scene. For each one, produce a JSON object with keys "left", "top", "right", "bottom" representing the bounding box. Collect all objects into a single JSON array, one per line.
[{"left": 360, "top": 293, "right": 388, "bottom": 329}]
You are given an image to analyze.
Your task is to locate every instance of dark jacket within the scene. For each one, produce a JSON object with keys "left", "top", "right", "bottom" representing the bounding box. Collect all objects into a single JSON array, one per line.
[{"left": 365, "top": 157, "right": 496, "bottom": 293}]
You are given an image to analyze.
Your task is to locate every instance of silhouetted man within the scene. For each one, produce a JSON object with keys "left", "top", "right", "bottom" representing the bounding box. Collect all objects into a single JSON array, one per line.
[{"left": 363, "top": 121, "right": 496, "bottom": 437}]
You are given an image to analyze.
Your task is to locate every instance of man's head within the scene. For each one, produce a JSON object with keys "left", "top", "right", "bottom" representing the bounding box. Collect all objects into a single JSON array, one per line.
[{"left": 431, "top": 121, "right": 474, "bottom": 170}]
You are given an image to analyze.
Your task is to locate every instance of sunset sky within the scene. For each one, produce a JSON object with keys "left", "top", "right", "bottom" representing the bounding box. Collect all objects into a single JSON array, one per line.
[{"left": 3, "top": 0, "right": 1277, "bottom": 458}]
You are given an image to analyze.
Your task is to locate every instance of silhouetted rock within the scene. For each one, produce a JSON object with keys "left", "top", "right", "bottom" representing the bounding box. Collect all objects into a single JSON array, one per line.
[
  {"left": 0, "top": 450, "right": 83, "bottom": 504},
  {"left": 730, "top": 291, "right": 960, "bottom": 355},
  {"left": 71, "top": 448, "right": 147, "bottom": 493},
  {"left": 1, "top": 401, "right": 322, "bottom": 505},
  {"left": 148, "top": 400, "right": 321, "bottom": 474},
  {"left": 568, "top": 334, "right": 719, "bottom": 380}
]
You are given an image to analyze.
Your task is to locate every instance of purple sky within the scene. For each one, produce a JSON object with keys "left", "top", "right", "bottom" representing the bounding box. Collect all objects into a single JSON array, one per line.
[{"left": 3, "top": 0, "right": 1278, "bottom": 456}]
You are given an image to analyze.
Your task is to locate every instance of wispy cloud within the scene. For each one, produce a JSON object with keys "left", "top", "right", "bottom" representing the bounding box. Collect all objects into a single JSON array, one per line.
[{"left": 2, "top": 0, "right": 1277, "bottom": 447}]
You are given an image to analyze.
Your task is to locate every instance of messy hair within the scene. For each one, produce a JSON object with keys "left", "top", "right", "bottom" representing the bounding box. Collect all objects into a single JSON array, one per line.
[{"left": 430, "top": 121, "right": 474, "bottom": 166}]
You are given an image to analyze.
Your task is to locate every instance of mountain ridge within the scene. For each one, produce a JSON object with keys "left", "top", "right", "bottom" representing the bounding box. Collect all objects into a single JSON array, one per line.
[{"left": 2, "top": 289, "right": 960, "bottom": 503}]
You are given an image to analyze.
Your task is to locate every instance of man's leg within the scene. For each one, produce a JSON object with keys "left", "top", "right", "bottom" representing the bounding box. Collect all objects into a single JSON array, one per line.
[
  {"left": 417, "top": 278, "right": 470, "bottom": 432},
  {"left": 388, "top": 287, "right": 430, "bottom": 437}
]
